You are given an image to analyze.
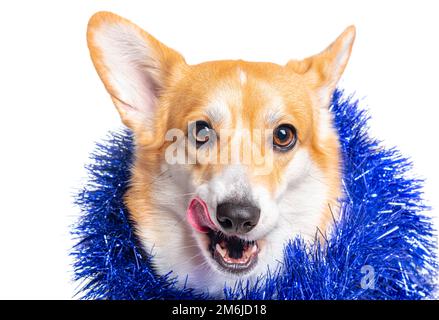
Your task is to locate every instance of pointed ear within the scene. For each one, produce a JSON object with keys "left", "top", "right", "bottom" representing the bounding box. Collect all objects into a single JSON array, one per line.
[
  {"left": 87, "top": 12, "right": 186, "bottom": 130},
  {"left": 287, "top": 26, "right": 356, "bottom": 108}
]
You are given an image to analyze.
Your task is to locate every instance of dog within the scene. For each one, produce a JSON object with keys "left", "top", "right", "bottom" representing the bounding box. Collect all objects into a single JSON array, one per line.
[{"left": 87, "top": 11, "right": 355, "bottom": 296}]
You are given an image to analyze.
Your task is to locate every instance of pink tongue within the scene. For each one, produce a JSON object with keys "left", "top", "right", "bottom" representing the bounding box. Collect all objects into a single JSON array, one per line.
[{"left": 187, "top": 197, "right": 216, "bottom": 233}]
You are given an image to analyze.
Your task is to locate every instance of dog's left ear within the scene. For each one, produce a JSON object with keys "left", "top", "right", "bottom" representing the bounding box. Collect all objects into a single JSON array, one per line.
[{"left": 287, "top": 26, "right": 356, "bottom": 108}]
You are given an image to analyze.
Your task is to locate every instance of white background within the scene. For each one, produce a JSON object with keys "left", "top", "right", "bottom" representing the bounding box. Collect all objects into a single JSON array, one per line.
[{"left": 0, "top": 0, "right": 438, "bottom": 299}]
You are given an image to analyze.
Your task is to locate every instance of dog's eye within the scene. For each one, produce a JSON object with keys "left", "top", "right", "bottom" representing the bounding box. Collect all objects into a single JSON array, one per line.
[
  {"left": 191, "top": 120, "right": 213, "bottom": 147},
  {"left": 273, "top": 124, "right": 297, "bottom": 151}
]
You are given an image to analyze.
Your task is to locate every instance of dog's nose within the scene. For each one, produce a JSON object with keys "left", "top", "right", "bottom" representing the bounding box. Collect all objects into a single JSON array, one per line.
[{"left": 216, "top": 202, "right": 260, "bottom": 234}]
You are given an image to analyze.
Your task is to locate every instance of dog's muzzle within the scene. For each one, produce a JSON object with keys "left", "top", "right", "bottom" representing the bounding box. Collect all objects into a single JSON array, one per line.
[{"left": 187, "top": 198, "right": 261, "bottom": 275}]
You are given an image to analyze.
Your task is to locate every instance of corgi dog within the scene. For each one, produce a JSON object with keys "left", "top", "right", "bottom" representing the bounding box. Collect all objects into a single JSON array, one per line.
[{"left": 87, "top": 11, "right": 355, "bottom": 296}]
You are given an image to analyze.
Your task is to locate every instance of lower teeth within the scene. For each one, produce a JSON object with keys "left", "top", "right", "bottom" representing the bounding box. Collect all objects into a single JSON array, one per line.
[{"left": 215, "top": 242, "right": 257, "bottom": 264}]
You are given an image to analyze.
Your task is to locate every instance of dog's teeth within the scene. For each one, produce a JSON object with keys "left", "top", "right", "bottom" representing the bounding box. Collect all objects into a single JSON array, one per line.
[
  {"left": 251, "top": 244, "right": 258, "bottom": 254},
  {"left": 215, "top": 243, "right": 227, "bottom": 257}
]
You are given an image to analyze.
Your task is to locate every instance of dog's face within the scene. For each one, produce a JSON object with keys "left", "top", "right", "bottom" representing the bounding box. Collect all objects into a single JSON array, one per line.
[{"left": 87, "top": 12, "right": 355, "bottom": 296}]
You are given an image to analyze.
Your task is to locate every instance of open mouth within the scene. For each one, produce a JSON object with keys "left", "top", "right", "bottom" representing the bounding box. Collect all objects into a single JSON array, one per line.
[
  {"left": 207, "top": 230, "right": 259, "bottom": 274},
  {"left": 187, "top": 197, "right": 260, "bottom": 274}
]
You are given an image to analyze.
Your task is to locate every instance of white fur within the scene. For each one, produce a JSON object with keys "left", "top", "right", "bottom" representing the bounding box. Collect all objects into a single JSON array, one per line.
[
  {"left": 316, "top": 28, "right": 354, "bottom": 109},
  {"left": 317, "top": 107, "right": 334, "bottom": 140},
  {"left": 238, "top": 69, "right": 247, "bottom": 85},
  {"left": 334, "top": 29, "right": 355, "bottom": 76},
  {"left": 205, "top": 98, "right": 231, "bottom": 125},
  {"left": 264, "top": 103, "right": 285, "bottom": 126},
  {"left": 92, "top": 22, "right": 159, "bottom": 126}
]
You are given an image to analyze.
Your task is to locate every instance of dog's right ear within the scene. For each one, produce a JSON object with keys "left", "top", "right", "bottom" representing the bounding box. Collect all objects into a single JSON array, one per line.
[{"left": 87, "top": 12, "right": 186, "bottom": 130}]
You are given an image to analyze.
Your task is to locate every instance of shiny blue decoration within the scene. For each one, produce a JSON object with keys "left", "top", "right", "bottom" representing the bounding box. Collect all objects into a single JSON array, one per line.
[{"left": 72, "top": 90, "right": 437, "bottom": 299}]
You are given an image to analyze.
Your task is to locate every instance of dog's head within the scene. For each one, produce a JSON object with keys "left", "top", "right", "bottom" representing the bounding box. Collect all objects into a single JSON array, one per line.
[{"left": 87, "top": 12, "right": 354, "bottom": 295}]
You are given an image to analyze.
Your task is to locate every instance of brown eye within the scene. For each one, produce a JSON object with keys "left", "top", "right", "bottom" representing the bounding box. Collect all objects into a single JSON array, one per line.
[
  {"left": 273, "top": 124, "right": 297, "bottom": 151},
  {"left": 191, "top": 120, "right": 213, "bottom": 147}
]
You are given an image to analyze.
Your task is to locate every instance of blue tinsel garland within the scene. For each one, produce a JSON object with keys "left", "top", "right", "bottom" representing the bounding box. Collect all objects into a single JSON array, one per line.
[{"left": 72, "top": 90, "right": 437, "bottom": 299}]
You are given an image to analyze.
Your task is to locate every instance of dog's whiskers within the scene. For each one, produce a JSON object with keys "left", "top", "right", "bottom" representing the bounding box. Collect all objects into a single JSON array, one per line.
[
  {"left": 306, "top": 172, "right": 326, "bottom": 185},
  {"left": 173, "top": 244, "right": 202, "bottom": 251},
  {"left": 191, "top": 260, "right": 211, "bottom": 273},
  {"left": 170, "top": 251, "right": 206, "bottom": 270}
]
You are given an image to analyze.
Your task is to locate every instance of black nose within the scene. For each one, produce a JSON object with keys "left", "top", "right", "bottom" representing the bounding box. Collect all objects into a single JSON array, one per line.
[{"left": 216, "top": 202, "right": 260, "bottom": 234}]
